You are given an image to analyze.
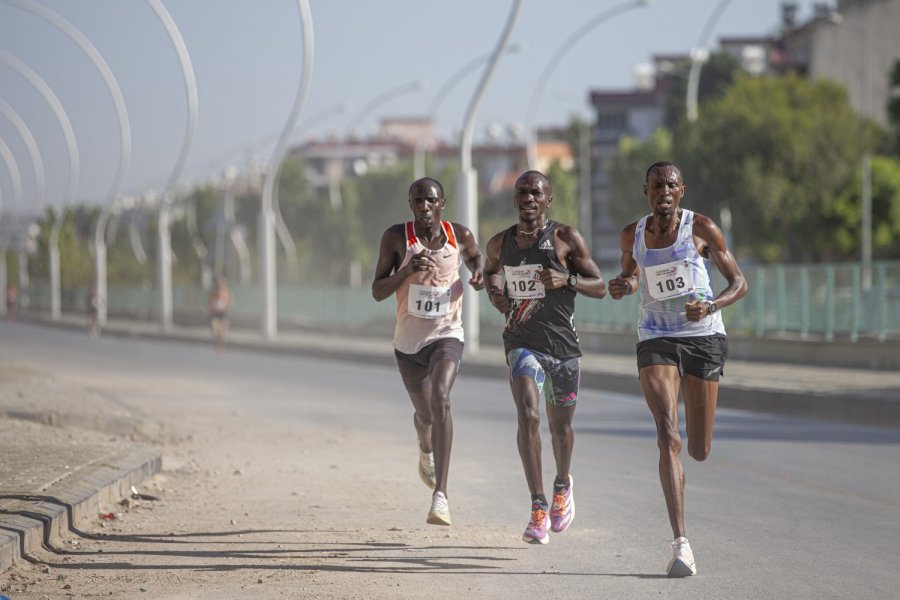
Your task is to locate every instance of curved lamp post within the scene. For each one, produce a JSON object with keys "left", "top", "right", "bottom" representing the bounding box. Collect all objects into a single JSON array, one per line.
[
  {"left": 271, "top": 102, "right": 349, "bottom": 279},
  {"left": 145, "top": 0, "right": 199, "bottom": 331},
  {"left": 0, "top": 51, "right": 81, "bottom": 321},
  {"left": 685, "top": 0, "right": 734, "bottom": 123},
  {"left": 458, "top": 0, "right": 524, "bottom": 354},
  {"left": 259, "top": 0, "right": 314, "bottom": 340},
  {"left": 0, "top": 98, "right": 45, "bottom": 308},
  {"left": 0, "top": 135, "right": 24, "bottom": 316},
  {"left": 3, "top": 0, "right": 133, "bottom": 328},
  {"left": 413, "top": 43, "right": 523, "bottom": 180},
  {"left": 525, "top": 0, "right": 652, "bottom": 170},
  {"left": 0, "top": 100, "right": 45, "bottom": 213},
  {"left": 328, "top": 79, "right": 424, "bottom": 211}
]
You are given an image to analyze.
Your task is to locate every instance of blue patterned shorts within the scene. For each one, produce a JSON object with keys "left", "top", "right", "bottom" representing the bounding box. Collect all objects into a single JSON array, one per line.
[{"left": 507, "top": 348, "right": 580, "bottom": 407}]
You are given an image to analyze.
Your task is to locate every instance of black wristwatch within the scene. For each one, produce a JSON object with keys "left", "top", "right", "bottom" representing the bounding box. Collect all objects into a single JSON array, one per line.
[
  {"left": 567, "top": 273, "right": 578, "bottom": 289},
  {"left": 708, "top": 301, "right": 718, "bottom": 314}
]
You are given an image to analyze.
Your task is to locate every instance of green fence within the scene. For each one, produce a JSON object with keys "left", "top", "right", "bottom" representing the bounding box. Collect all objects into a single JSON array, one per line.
[{"left": 20, "top": 260, "right": 900, "bottom": 341}]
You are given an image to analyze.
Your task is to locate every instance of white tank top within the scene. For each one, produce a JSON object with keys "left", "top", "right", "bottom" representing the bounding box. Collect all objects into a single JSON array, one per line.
[
  {"left": 632, "top": 209, "right": 726, "bottom": 341},
  {"left": 393, "top": 221, "right": 465, "bottom": 354}
]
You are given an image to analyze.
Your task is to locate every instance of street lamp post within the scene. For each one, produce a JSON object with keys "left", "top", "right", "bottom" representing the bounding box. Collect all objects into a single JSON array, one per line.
[
  {"left": 329, "top": 79, "right": 424, "bottom": 210},
  {"left": 827, "top": 9, "right": 874, "bottom": 288},
  {"left": 0, "top": 134, "right": 23, "bottom": 317},
  {"left": 145, "top": 0, "right": 199, "bottom": 331},
  {"left": 4, "top": 0, "right": 133, "bottom": 329},
  {"left": 260, "top": 0, "right": 314, "bottom": 340},
  {"left": 686, "top": 0, "right": 734, "bottom": 123},
  {"left": 413, "top": 43, "right": 523, "bottom": 181},
  {"left": 458, "top": 0, "right": 524, "bottom": 355},
  {"left": 525, "top": 0, "right": 653, "bottom": 170},
  {"left": 0, "top": 51, "right": 79, "bottom": 321}
]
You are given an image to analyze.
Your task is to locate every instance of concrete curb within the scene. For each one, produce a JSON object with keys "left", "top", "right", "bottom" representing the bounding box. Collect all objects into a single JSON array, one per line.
[{"left": 0, "top": 447, "right": 161, "bottom": 573}]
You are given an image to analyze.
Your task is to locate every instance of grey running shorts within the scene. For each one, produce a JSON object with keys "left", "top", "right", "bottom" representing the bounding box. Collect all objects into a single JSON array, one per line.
[{"left": 394, "top": 338, "right": 464, "bottom": 391}]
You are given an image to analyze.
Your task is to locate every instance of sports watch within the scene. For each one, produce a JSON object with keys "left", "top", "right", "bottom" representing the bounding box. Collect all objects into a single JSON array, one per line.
[
  {"left": 708, "top": 301, "right": 718, "bottom": 314},
  {"left": 567, "top": 273, "right": 578, "bottom": 289}
]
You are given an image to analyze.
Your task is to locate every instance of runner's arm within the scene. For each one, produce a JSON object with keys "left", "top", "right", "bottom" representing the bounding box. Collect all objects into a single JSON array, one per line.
[
  {"left": 608, "top": 223, "right": 639, "bottom": 300},
  {"left": 372, "top": 227, "right": 411, "bottom": 302}
]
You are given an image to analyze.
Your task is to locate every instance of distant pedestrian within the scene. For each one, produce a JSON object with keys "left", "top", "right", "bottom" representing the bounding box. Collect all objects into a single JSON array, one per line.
[
  {"left": 5, "top": 285, "right": 16, "bottom": 322},
  {"left": 372, "top": 177, "right": 484, "bottom": 526},
  {"left": 608, "top": 161, "right": 748, "bottom": 577},
  {"left": 482, "top": 170, "right": 607, "bottom": 545},
  {"left": 208, "top": 276, "right": 231, "bottom": 352},
  {"left": 86, "top": 284, "right": 102, "bottom": 337}
]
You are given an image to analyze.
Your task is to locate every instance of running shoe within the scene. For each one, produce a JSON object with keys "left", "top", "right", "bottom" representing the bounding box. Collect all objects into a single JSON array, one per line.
[
  {"left": 667, "top": 536, "right": 697, "bottom": 577},
  {"left": 522, "top": 501, "right": 550, "bottom": 545},
  {"left": 549, "top": 475, "right": 574, "bottom": 533},
  {"left": 426, "top": 491, "right": 451, "bottom": 526},
  {"left": 418, "top": 450, "right": 435, "bottom": 489}
]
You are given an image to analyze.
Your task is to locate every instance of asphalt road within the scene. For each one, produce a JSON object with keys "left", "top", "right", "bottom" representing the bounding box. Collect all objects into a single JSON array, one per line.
[{"left": 3, "top": 323, "right": 900, "bottom": 599}]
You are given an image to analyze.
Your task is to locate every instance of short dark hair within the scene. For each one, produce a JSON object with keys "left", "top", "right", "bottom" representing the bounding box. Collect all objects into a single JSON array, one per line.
[
  {"left": 645, "top": 161, "right": 680, "bottom": 182},
  {"left": 409, "top": 177, "right": 444, "bottom": 198},
  {"left": 516, "top": 170, "right": 551, "bottom": 192}
]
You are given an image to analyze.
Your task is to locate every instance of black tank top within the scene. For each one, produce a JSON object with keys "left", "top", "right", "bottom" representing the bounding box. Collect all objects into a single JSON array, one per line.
[{"left": 499, "top": 221, "right": 581, "bottom": 359}]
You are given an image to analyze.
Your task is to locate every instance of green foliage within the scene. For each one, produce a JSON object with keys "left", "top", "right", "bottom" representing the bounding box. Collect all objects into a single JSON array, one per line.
[
  {"left": 674, "top": 73, "right": 878, "bottom": 263},
  {"left": 889, "top": 59, "right": 900, "bottom": 154},
  {"left": 608, "top": 129, "right": 674, "bottom": 226},
  {"left": 662, "top": 52, "right": 741, "bottom": 129},
  {"left": 546, "top": 161, "right": 579, "bottom": 228},
  {"left": 832, "top": 155, "right": 900, "bottom": 259}
]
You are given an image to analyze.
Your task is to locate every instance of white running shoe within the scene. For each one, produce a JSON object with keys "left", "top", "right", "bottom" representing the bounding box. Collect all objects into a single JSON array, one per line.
[
  {"left": 427, "top": 491, "right": 451, "bottom": 526},
  {"left": 667, "top": 536, "right": 697, "bottom": 577},
  {"left": 418, "top": 450, "right": 435, "bottom": 489}
]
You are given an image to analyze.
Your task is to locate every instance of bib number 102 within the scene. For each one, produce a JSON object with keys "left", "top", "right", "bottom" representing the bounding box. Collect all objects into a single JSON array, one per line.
[{"left": 510, "top": 280, "right": 538, "bottom": 293}]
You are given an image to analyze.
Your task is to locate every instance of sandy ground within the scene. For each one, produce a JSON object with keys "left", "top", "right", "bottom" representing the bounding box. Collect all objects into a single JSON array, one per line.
[{"left": 0, "top": 355, "right": 565, "bottom": 600}]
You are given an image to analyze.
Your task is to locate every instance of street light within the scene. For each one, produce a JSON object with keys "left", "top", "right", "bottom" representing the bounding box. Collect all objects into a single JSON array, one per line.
[
  {"left": 144, "top": 0, "right": 199, "bottom": 331},
  {"left": 4, "top": 0, "right": 134, "bottom": 329},
  {"left": 458, "top": 0, "right": 523, "bottom": 355},
  {"left": 413, "top": 43, "right": 524, "bottom": 180},
  {"left": 826, "top": 9, "right": 873, "bottom": 288},
  {"left": 0, "top": 134, "right": 23, "bottom": 316},
  {"left": 329, "top": 79, "right": 425, "bottom": 210},
  {"left": 0, "top": 50, "right": 80, "bottom": 321},
  {"left": 260, "top": 0, "right": 314, "bottom": 340},
  {"left": 525, "top": 0, "right": 653, "bottom": 170},
  {"left": 686, "top": 0, "right": 734, "bottom": 123}
]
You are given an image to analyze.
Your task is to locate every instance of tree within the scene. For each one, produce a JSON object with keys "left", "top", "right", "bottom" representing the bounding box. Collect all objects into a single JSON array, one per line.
[
  {"left": 887, "top": 59, "right": 900, "bottom": 155},
  {"left": 608, "top": 128, "right": 674, "bottom": 226},
  {"left": 660, "top": 51, "right": 741, "bottom": 130},
  {"left": 674, "top": 73, "right": 878, "bottom": 263},
  {"left": 832, "top": 155, "right": 900, "bottom": 260}
]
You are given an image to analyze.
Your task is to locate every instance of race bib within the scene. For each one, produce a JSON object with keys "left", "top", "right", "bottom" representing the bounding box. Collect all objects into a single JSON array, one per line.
[
  {"left": 504, "top": 264, "right": 545, "bottom": 299},
  {"left": 407, "top": 284, "right": 451, "bottom": 319},
  {"left": 646, "top": 259, "right": 695, "bottom": 300}
]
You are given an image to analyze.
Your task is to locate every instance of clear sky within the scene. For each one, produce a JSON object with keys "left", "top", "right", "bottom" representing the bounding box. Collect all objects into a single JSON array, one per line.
[{"left": 0, "top": 0, "right": 823, "bottom": 210}]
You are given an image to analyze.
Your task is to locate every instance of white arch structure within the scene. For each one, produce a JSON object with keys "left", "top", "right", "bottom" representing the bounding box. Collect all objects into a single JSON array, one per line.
[
  {"left": 3, "top": 0, "right": 133, "bottom": 327},
  {"left": 0, "top": 50, "right": 81, "bottom": 321}
]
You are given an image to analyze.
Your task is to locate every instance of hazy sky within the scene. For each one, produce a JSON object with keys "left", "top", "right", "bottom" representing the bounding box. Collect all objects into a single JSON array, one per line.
[{"left": 0, "top": 0, "right": 822, "bottom": 210}]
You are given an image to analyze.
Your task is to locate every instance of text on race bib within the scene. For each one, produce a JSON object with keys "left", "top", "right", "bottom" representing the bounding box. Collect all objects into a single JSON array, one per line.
[
  {"left": 645, "top": 259, "right": 696, "bottom": 301},
  {"left": 407, "top": 284, "right": 452, "bottom": 319},
  {"left": 504, "top": 264, "right": 545, "bottom": 299}
]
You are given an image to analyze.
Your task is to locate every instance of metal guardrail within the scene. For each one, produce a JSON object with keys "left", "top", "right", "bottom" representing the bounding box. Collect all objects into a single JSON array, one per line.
[{"left": 18, "top": 260, "right": 900, "bottom": 342}]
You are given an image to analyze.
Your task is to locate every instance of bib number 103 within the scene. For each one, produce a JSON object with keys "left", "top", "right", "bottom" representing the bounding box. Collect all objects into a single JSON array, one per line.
[{"left": 646, "top": 259, "right": 695, "bottom": 301}]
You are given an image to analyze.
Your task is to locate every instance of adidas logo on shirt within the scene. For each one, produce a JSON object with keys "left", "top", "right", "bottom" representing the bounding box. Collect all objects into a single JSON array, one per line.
[{"left": 538, "top": 239, "right": 553, "bottom": 250}]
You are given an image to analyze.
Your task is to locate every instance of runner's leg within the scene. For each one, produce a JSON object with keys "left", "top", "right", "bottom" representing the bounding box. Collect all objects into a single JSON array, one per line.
[{"left": 640, "top": 364, "right": 686, "bottom": 538}]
